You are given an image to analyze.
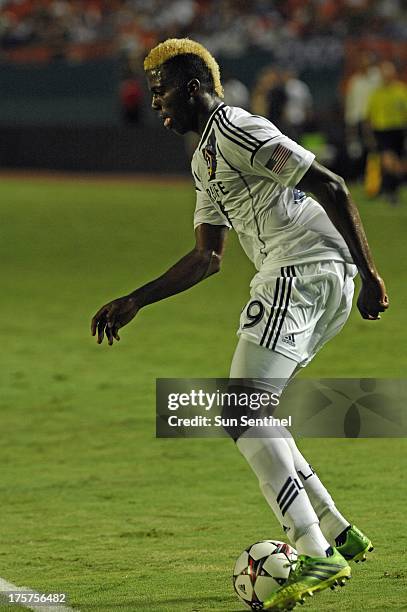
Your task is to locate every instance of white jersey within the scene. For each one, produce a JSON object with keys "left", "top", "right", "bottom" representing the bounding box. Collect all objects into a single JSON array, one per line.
[{"left": 192, "top": 103, "right": 353, "bottom": 273}]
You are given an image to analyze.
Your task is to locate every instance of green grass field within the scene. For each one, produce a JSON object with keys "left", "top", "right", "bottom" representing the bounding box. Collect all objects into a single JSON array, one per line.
[{"left": 0, "top": 176, "right": 406, "bottom": 611}]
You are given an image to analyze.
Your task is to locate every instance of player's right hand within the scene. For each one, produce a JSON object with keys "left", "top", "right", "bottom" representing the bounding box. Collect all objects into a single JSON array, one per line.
[
  {"left": 357, "top": 275, "right": 389, "bottom": 320},
  {"left": 91, "top": 295, "right": 140, "bottom": 345}
]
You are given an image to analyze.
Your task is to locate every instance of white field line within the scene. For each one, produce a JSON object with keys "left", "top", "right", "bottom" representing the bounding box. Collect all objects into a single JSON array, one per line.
[{"left": 0, "top": 577, "right": 77, "bottom": 611}]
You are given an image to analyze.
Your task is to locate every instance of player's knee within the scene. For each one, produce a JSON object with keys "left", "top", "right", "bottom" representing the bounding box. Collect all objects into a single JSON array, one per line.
[
  {"left": 221, "top": 385, "right": 251, "bottom": 440},
  {"left": 221, "top": 384, "right": 279, "bottom": 442}
]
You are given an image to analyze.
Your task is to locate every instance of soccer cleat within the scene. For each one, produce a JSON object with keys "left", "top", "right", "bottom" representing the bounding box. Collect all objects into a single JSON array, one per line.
[
  {"left": 336, "top": 525, "right": 374, "bottom": 563},
  {"left": 263, "top": 548, "right": 351, "bottom": 611}
]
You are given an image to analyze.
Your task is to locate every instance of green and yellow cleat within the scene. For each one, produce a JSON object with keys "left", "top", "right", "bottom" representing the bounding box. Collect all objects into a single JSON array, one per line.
[
  {"left": 263, "top": 548, "right": 351, "bottom": 611},
  {"left": 336, "top": 525, "right": 374, "bottom": 563}
]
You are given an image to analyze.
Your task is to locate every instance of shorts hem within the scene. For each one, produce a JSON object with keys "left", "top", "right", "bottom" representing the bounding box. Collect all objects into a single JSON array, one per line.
[{"left": 237, "top": 331, "right": 303, "bottom": 364}]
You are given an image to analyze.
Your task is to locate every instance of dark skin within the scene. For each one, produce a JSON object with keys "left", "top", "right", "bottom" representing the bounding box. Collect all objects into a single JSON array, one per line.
[{"left": 91, "top": 65, "right": 388, "bottom": 345}]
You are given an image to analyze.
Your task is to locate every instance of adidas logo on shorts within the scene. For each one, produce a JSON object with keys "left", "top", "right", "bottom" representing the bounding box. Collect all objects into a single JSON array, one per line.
[{"left": 282, "top": 333, "right": 296, "bottom": 347}]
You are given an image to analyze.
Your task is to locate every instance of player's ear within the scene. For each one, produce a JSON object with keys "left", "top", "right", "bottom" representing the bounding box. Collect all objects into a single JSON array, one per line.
[{"left": 187, "top": 78, "right": 201, "bottom": 97}]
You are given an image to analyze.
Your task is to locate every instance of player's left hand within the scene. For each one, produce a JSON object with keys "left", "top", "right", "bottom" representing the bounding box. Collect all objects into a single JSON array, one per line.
[
  {"left": 91, "top": 295, "right": 140, "bottom": 345},
  {"left": 357, "top": 275, "right": 389, "bottom": 320}
]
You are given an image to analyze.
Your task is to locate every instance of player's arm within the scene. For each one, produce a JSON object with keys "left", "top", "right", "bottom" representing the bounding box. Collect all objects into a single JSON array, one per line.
[
  {"left": 91, "top": 223, "right": 228, "bottom": 345},
  {"left": 297, "top": 160, "right": 389, "bottom": 320}
]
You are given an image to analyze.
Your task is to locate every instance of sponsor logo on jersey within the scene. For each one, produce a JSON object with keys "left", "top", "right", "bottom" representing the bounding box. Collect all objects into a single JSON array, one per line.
[
  {"left": 202, "top": 129, "right": 217, "bottom": 180},
  {"left": 282, "top": 333, "right": 296, "bottom": 347}
]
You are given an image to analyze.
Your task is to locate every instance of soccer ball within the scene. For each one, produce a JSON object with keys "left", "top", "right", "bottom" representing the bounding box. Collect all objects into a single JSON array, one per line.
[{"left": 233, "top": 540, "right": 297, "bottom": 610}]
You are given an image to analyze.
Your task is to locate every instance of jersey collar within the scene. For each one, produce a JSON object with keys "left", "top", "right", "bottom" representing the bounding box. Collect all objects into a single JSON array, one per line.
[{"left": 198, "top": 103, "right": 226, "bottom": 150}]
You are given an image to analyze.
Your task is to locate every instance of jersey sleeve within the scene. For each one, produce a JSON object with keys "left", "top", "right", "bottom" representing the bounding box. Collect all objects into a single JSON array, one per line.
[
  {"left": 219, "top": 113, "right": 315, "bottom": 188},
  {"left": 191, "top": 167, "right": 231, "bottom": 230}
]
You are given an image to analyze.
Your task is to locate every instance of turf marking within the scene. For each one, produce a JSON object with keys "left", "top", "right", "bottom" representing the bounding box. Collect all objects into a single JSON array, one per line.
[{"left": 0, "top": 577, "right": 77, "bottom": 611}]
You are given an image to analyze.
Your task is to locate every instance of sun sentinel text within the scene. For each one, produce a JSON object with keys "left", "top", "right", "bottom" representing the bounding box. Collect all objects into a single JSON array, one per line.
[{"left": 167, "top": 414, "right": 292, "bottom": 428}]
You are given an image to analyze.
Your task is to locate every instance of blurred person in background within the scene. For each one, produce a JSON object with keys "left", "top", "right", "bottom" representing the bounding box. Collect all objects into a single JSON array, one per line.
[
  {"left": 344, "top": 52, "right": 382, "bottom": 178},
  {"left": 281, "top": 68, "right": 313, "bottom": 141},
  {"left": 120, "top": 64, "right": 144, "bottom": 124},
  {"left": 251, "top": 66, "right": 287, "bottom": 130},
  {"left": 222, "top": 70, "right": 250, "bottom": 110},
  {"left": 366, "top": 60, "right": 407, "bottom": 205}
]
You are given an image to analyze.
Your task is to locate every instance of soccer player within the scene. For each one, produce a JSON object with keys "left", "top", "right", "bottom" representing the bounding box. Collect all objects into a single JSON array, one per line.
[
  {"left": 366, "top": 61, "right": 407, "bottom": 205},
  {"left": 91, "top": 39, "right": 389, "bottom": 610}
]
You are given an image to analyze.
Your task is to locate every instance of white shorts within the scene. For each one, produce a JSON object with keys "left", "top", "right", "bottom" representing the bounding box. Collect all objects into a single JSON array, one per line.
[{"left": 237, "top": 261, "right": 357, "bottom": 367}]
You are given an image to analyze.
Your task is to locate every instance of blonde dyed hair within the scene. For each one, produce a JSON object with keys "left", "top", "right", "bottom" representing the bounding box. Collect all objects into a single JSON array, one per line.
[{"left": 144, "top": 38, "right": 224, "bottom": 98}]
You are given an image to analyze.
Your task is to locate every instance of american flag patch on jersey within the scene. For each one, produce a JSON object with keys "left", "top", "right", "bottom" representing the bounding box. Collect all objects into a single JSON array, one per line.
[{"left": 266, "top": 144, "right": 292, "bottom": 174}]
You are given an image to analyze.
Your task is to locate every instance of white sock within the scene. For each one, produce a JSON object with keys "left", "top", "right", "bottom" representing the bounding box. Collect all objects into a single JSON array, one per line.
[
  {"left": 281, "top": 432, "right": 350, "bottom": 545},
  {"left": 237, "top": 427, "right": 330, "bottom": 556},
  {"left": 296, "top": 524, "right": 332, "bottom": 557}
]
